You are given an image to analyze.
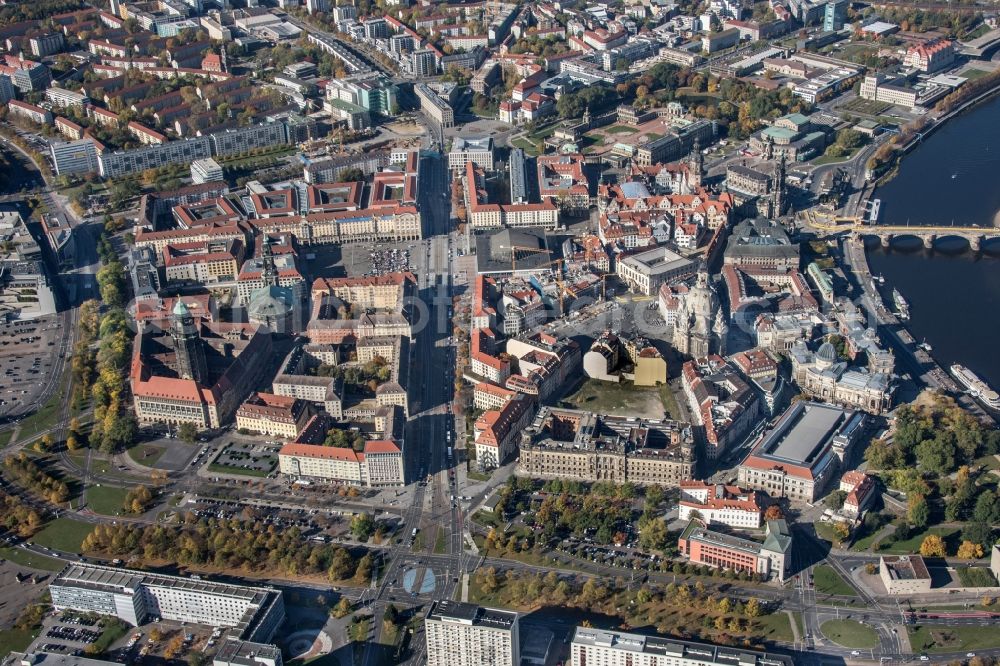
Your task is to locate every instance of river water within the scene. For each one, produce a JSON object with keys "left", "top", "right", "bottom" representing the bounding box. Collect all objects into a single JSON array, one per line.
[{"left": 867, "top": 94, "right": 1000, "bottom": 390}]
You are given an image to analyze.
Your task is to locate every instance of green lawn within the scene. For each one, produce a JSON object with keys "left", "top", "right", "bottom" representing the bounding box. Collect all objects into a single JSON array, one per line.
[
  {"left": 879, "top": 527, "right": 960, "bottom": 555},
  {"left": 510, "top": 137, "right": 541, "bottom": 155},
  {"left": 434, "top": 527, "right": 447, "bottom": 555},
  {"left": 207, "top": 463, "right": 270, "bottom": 478},
  {"left": 957, "top": 566, "right": 997, "bottom": 587},
  {"left": 31, "top": 518, "right": 94, "bottom": 553},
  {"left": 127, "top": 443, "right": 168, "bottom": 468},
  {"left": 840, "top": 97, "right": 893, "bottom": 116},
  {"left": 605, "top": 125, "right": 639, "bottom": 135},
  {"left": 0, "top": 546, "right": 65, "bottom": 571},
  {"left": 753, "top": 612, "right": 795, "bottom": 643},
  {"left": 910, "top": 624, "right": 1000, "bottom": 654},
  {"left": 812, "top": 151, "right": 857, "bottom": 166},
  {"left": 0, "top": 430, "right": 13, "bottom": 448},
  {"left": 963, "top": 68, "right": 991, "bottom": 80},
  {"left": 813, "top": 564, "right": 857, "bottom": 596},
  {"left": 90, "top": 620, "right": 127, "bottom": 655},
  {"left": 820, "top": 619, "right": 878, "bottom": 648},
  {"left": 0, "top": 628, "right": 39, "bottom": 657},
  {"left": 975, "top": 453, "right": 1000, "bottom": 470},
  {"left": 66, "top": 452, "right": 144, "bottom": 483},
  {"left": 85, "top": 485, "right": 130, "bottom": 516}
]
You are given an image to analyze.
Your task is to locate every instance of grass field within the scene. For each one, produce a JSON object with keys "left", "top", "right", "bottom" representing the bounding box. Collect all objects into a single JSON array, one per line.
[
  {"left": 840, "top": 97, "right": 893, "bottom": 116},
  {"left": 510, "top": 137, "right": 540, "bottom": 155},
  {"left": 563, "top": 380, "right": 666, "bottom": 419},
  {"left": 0, "top": 628, "right": 39, "bottom": 657},
  {"left": 127, "top": 443, "right": 168, "bottom": 468},
  {"left": 957, "top": 566, "right": 997, "bottom": 587},
  {"left": 433, "top": 528, "right": 447, "bottom": 555},
  {"left": 0, "top": 546, "right": 65, "bottom": 571},
  {"left": 880, "top": 527, "right": 960, "bottom": 555},
  {"left": 813, "top": 564, "right": 857, "bottom": 596},
  {"left": 910, "top": 624, "right": 1000, "bottom": 653},
  {"left": 66, "top": 452, "right": 144, "bottom": 483},
  {"left": 31, "top": 518, "right": 93, "bottom": 553},
  {"left": 752, "top": 612, "right": 795, "bottom": 643},
  {"left": 963, "top": 68, "right": 991, "bottom": 80},
  {"left": 0, "top": 430, "right": 13, "bottom": 448},
  {"left": 820, "top": 619, "right": 878, "bottom": 648},
  {"left": 207, "top": 463, "right": 270, "bottom": 478},
  {"left": 605, "top": 125, "right": 639, "bottom": 135},
  {"left": 85, "top": 485, "right": 130, "bottom": 516}
]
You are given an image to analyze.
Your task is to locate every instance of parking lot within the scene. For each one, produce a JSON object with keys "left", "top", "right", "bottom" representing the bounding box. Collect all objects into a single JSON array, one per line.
[
  {"left": 209, "top": 441, "right": 279, "bottom": 476},
  {"left": 0, "top": 314, "right": 62, "bottom": 417}
]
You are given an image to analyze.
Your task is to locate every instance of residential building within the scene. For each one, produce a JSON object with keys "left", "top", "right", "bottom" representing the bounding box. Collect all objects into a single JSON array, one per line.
[
  {"left": 681, "top": 355, "right": 759, "bottom": 461},
  {"left": 466, "top": 165, "right": 559, "bottom": 230},
  {"left": 677, "top": 518, "right": 793, "bottom": 581},
  {"left": 474, "top": 393, "right": 535, "bottom": 469},
  {"left": 50, "top": 139, "right": 99, "bottom": 176},
  {"left": 517, "top": 407, "right": 696, "bottom": 487},
  {"left": 737, "top": 401, "right": 866, "bottom": 502},
  {"left": 425, "top": 600, "right": 520, "bottom": 666},
  {"left": 679, "top": 481, "right": 765, "bottom": 528},
  {"left": 8, "top": 100, "right": 52, "bottom": 125},
  {"left": 840, "top": 470, "right": 876, "bottom": 518},
  {"left": 569, "top": 628, "right": 793, "bottom": 666},
  {"left": 410, "top": 49, "right": 438, "bottom": 77},
  {"left": 822, "top": 0, "right": 848, "bottom": 31},
  {"left": 45, "top": 86, "right": 89, "bottom": 108}
]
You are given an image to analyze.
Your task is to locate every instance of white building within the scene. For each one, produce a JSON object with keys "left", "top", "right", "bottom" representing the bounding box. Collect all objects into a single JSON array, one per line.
[
  {"left": 448, "top": 136, "right": 494, "bottom": 171},
  {"left": 49, "top": 563, "right": 284, "bottom": 646},
  {"left": 569, "top": 628, "right": 794, "bottom": 666},
  {"left": 425, "top": 600, "right": 520, "bottom": 666},
  {"left": 191, "top": 157, "right": 224, "bottom": 184},
  {"left": 678, "top": 480, "right": 765, "bottom": 529}
]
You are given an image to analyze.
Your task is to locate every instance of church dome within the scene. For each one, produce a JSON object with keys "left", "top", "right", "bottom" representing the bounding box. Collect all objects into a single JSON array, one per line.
[
  {"left": 816, "top": 341, "right": 837, "bottom": 364},
  {"left": 249, "top": 286, "right": 293, "bottom": 320},
  {"left": 173, "top": 299, "right": 190, "bottom": 317}
]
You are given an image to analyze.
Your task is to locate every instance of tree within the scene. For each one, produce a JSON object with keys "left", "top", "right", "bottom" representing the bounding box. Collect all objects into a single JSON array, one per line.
[
  {"left": 744, "top": 597, "right": 762, "bottom": 618},
  {"left": 177, "top": 422, "right": 197, "bottom": 444},
  {"left": 833, "top": 520, "right": 851, "bottom": 542},
  {"left": 350, "top": 512, "right": 375, "bottom": 542},
  {"left": 764, "top": 505, "right": 784, "bottom": 520},
  {"left": 825, "top": 490, "right": 847, "bottom": 510},
  {"left": 957, "top": 540, "right": 985, "bottom": 559},
  {"left": 919, "top": 534, "right": 946, "bottom": 557},
  {"left": 332, "top": 597, "right": 352, "bottom": 618},
  {"left": 907, "top": 493, "right": 930, "bottom": 530},
  {"left": 973, "top": 490, "right": 999, "bottom": 524}
]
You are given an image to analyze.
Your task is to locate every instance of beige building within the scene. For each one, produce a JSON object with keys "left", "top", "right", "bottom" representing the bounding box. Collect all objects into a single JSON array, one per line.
[
  {"left": 425, "top": 600, "right": 519, "bottom": 666},
  {"left": 235, "top": 392, "right": 311, "bottom": 439},
  {"left": 278, "top": 440, "right": 403, "bottom": 486},
  {"left": 616, "top": 246, "right": 696, "bottom": 296},
  {"left": 517, "top": 407, "right": 695, "bottom": 486},
  {"left": 879, "top": 555, "right": 932, "bottom": 595}
]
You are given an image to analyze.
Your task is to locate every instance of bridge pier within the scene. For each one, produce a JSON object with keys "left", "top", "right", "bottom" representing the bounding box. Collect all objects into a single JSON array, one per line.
[
  {"left": 880, "top": 234, "right": 892, "bottom": 248},
  {"left": 970, "top": 234, "right": 983, "bottom": 252},
  {"left": 923, "top": 234, "right": 936, "bottom": 249}
]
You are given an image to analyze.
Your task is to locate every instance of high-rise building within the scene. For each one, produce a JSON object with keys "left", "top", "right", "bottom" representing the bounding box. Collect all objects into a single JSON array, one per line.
[
  {"left": 823, "top": 0, "right": 848, "bottom": 31},
  {"left": 50, "top": 139, "right": 99, "bottom": 176},
  {"left": 425, "top": 600, "right": 519, "bottom": 666},
  {"left": 172, "top": 299, "right": 208, "bottom": 384},
  {"left": 410, "top": 49, "right": 438, "bottom": 77}
]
